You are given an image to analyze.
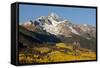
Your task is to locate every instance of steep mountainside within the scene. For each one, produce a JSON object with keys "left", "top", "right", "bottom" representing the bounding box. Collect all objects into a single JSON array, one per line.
[
  {"left": 22, "top": 12, "right": 96, "bottom": 38},
  {"left": 19, "top": 12, "right": 96, "bottom": 51},
  {"left": 19, "top": 25, "right": 61, "bottom": 45}
]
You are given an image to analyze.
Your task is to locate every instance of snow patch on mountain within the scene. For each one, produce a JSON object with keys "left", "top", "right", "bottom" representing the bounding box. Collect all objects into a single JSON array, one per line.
[
  {"left": 23, "top": 21, "right": 32, "bottom": 26},
  {"left": 69, "top": 26, "right": 80, "bottom": 35},
  {"left": 22, "top": 12, "right": 95, "bottom": 39},
  {"left": 48, "top": 17, "right": 60, "bottom": 26},
  {"left": 43, "top": 24, "right": 59, "bottom": 35}
]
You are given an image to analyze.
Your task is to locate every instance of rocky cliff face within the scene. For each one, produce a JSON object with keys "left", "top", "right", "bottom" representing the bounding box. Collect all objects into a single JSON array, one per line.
[{"left": 22, "top": 12, "right": 96, "bottom": 39}]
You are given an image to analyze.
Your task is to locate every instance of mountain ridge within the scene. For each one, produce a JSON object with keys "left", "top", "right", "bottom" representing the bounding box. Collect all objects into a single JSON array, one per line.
[
  {"left": 21, "top": 12, "right": 96, "bottom": 39},
  {"left": 19, "top": 12, "right": 96, "bottom": 51}
]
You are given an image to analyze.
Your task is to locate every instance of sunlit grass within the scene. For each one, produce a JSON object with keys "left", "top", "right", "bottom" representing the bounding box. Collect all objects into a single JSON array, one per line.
[{"left": 19, "top": 43, "right": 96, "bottom": 64}]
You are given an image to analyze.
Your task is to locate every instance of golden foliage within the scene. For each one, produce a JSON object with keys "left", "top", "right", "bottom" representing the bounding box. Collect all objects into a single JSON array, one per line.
[
  {"left": 56, "top": 43, "right": 73, "bottom": 51},
  {"left": 34, "top": 47, "right": 50, "bottom": 53},
  {"left": 19, "top": 43, "right": 96, "bottom": 64}
]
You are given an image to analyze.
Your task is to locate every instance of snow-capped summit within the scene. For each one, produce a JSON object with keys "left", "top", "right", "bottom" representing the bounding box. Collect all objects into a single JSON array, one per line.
[
  {"left": 47, "top": 16, "right": 60, "bottom": 26},
  {"left": 48, "top": 12, "right": 60, "bottom": 19},
  {"left": 21, "top": 12, "right": 96, "bottom": 38}
]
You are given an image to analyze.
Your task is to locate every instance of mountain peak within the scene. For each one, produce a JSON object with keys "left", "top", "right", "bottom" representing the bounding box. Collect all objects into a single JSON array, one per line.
[
  {"left": 21, "top": 12, "right": 95, "bottom": 38},
  {"left": 49, "top": 12, "right": 57, "bottom": 16},
  {"left": 48, "top": 12, "right": 60, "bottom": 19}
]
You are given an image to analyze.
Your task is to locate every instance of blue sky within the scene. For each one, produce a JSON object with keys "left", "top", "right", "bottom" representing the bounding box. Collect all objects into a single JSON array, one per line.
[{"left": 19, "top": 4, "right": 96, "bottom": 26}]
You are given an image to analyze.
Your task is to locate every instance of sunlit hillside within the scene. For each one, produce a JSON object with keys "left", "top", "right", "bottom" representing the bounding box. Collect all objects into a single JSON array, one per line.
[{"left": 19, "top": 43, "right": 96, "bottom": 64}]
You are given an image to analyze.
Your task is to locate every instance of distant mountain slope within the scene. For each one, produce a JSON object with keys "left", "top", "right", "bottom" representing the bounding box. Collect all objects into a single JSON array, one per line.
[
  {"left": 57, "top": 34, "right": 96, "bottom": 51},
  {"left": 19, "top": 25, "right": 61, "bottom": 45},
  {"left": 19, "top": 12, "right": 96, "bottom": 51},
  {"left": 22, "top": 12, "right": 95, "bottom": 38}
]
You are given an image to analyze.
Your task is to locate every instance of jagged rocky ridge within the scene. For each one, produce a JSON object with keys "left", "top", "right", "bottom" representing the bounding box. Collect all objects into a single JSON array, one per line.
[{"left": 19, "top": 12, "right": 96, "bottom": 51}]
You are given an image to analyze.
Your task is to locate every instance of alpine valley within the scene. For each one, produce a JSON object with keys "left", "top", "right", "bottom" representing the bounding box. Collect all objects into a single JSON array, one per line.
[{"left": 18, "top": 13, "right": 96, "bottom": 64}]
